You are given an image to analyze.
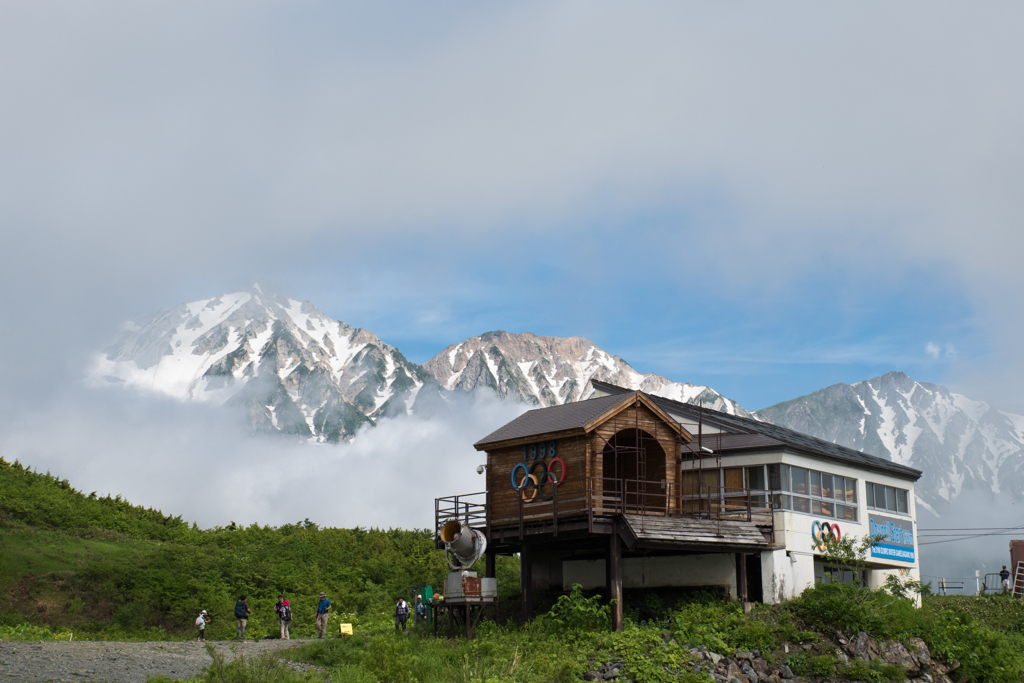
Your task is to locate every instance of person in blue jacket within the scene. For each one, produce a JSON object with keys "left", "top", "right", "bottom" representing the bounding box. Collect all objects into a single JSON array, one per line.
[{"left": 315, "top": 592, "right": 331, "bottom": 638}]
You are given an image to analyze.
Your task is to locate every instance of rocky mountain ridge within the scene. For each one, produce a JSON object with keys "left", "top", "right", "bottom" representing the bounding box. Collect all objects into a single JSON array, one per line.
[
  {"left": 756, "top": 371, "right": 1024, "bottom": 514},
  {"left": 93, "top": 282, "right": 436, "bottom": 442},
  {"left": 93, "top": 284, "right": 747, "bottom": 441},
  {"left": 423, "top": 330, "right": 750, "bottom": 416}
]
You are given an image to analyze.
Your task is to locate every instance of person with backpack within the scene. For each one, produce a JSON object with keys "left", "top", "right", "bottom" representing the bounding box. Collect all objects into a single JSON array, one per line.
[
  {"left": 274, "top": 595, "right": 292, "bottom": 640},
  {"left": 315, "top": 592, "right": 331, "bottom": 639},
  {"left": 234, "top": 595, "right": 250, "bottom": 640},
  {"left": 394, "top": 596, "right": 410, "bottom": 631},
  {"left": 195, "top": 610, "right": 209, "bottom": 642}
]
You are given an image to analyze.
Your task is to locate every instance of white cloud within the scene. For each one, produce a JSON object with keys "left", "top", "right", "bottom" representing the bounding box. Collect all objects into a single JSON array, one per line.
[
  {"left": 926, "top": 342, "right": 941, "bottom": 360},
  {"left": 0, "top": 388, "right": 527, "bottom": 529}
]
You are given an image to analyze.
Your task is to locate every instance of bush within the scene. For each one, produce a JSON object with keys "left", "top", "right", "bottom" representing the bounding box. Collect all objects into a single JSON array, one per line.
[
  {"left": 542, "top": 584, "right": 610, "bottom": 632},
  {"left": 924, "top": 608, "right": 1024, "bottom": 683}
]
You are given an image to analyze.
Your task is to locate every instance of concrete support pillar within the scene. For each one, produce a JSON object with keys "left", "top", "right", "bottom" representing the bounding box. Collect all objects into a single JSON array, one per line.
[{"left": 736, "top": 553, "right": 748, "bottom": 602}]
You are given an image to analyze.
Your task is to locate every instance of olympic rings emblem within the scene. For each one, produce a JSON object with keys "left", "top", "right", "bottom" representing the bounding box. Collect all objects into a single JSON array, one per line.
[
  {"left": 511, "top": 443, "right": 567, "bottom": 503},
  {"left": 898, "top": 568, "right": 911, "bottom": 576},
  {"left": 812, "top": 520, "right": 841, "bottom": 551}
]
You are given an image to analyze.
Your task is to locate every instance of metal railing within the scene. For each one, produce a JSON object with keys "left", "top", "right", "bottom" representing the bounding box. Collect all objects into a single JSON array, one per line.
[
  {"left": 586, "top": 476, "right": 773, "bottom": 523},
  {"left": 436, "top": 477, "right": 776, "bottom": 545},
  {"left": 435, "top": 491, "right": 489, "bottom": 548}
]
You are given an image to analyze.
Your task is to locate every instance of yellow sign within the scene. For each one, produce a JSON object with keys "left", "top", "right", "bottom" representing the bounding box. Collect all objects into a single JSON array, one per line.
[{"left": 339, "top": 623, "right": 353, "bottom": 636}]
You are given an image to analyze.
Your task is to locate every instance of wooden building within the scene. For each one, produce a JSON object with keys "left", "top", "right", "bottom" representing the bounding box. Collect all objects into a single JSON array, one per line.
[{"left": 434, "top": 382, "right": 923, "bottom": 629}]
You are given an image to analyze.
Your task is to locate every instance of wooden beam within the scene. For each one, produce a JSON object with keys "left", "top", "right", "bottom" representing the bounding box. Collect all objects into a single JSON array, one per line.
[
  {"left": 736, "top": 553, "right": 748, "bottom": 602},
  {"left": 609, "top": 531, "right": 623, "bottom": 632},
  {"left": 521, "top": 544, "right": 533, "bottom": 624},
  {"left": 485, "top": 548, "right": 496, "bottom": 579}
]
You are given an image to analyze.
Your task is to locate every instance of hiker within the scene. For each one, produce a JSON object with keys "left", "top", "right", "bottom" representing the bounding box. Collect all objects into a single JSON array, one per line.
[
  {"left": 195, "top": 610, "right": 209, "bottom": 642},
  {"left": 315, "top": 592, "right": 331, "bottom": 639},
  {"left": 395, "top": 596, "right": 410, "bottom": 631},
  {"left": 275, "top": 595, "right": 292, "bottom": 640},
  {"left": 234, "top": 595, "right": 250, "bottom": 640},
  {"left": 1000, "top": 565, "right": 1011, "bottom": 591},
  {"left": 415, "top": 595, "right": 427, "bottom": 626}
]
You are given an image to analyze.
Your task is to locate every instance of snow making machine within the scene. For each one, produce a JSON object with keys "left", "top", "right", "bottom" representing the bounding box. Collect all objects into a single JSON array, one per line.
[{"left": 435, "top": 517, "right": 498, "bottom": 638}]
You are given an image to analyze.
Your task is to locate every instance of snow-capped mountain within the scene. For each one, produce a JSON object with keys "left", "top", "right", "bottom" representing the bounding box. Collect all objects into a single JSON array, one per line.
[
  {"left": 422, "top": 331, "right": 752, "bottom": 417},
  {"left": 93, "top": 282, "right": 436, "bottom": 442},
  {"left": 755, "top": 371, "right": 1024, "bottom": 515}
]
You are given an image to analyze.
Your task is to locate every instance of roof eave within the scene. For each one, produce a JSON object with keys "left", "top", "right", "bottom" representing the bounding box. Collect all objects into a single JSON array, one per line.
[{"left": 474, "top": 427, "right": 588, "bottom": 451}]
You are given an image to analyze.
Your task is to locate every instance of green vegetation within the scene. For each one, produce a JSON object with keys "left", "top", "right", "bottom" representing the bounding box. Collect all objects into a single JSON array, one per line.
[
  {"left": 0, "top": 457, "right": 519, "bottom": 640},
  {"left": 5, "top": 456, "right": 1024, "bottom": 683}
]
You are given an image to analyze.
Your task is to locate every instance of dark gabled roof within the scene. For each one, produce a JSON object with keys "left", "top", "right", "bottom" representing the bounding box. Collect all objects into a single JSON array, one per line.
[
  {"left": 591, "top": 380, "right": 922, "bottom": 482},
  {"left": 474, "top": 392, "right": 636, "bottom": 449}
]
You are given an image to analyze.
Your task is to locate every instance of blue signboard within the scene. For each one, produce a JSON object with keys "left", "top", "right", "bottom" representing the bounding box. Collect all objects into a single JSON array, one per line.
[{"left": 869, "top": 514, "right": 915, "bottom": 563}]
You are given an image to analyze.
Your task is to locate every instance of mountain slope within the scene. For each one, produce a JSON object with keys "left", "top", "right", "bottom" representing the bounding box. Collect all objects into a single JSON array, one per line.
[
  {"left": 755, "top": 371, "right": 1024, "bottom": 514},
  {"left": 423, "top": 330, "right": 752, "bottom": 416},
  {"left": 92, "top": 282, "right": 437, "bottom": 442}
]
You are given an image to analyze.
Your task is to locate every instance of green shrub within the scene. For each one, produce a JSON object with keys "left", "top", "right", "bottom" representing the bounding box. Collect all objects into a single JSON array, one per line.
[
  {"left": 542, "top": 584, "right": 610, "bottom": 632},
  {"left": 924, "top": 608, "right": 1024, "bottom": 683}
]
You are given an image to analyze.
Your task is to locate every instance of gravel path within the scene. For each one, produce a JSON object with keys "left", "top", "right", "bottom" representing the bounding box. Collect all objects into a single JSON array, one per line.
[{"left": 0, "top": 639, "right": 322, "bottom": 682}]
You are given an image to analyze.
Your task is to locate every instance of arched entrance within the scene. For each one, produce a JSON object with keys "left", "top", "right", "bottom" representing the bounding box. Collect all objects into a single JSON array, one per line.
[{"left": 602, "top": 428, "right": 667, "bottom": 513}]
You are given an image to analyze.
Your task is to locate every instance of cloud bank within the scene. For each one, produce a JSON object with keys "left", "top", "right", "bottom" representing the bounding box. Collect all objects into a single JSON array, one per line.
[{"left": 0, "top": 387, "right": 526, "bottom": 530}]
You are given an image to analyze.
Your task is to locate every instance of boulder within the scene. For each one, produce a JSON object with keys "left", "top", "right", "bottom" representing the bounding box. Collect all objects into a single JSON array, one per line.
[
  {"left": 908, "top": 637, "right": 932, "bottom": 669},
  {"left": 878, "top": 639, "right": 919, "bottom": 675},
  {"left": 848, "top": 631, "right": 879, "bottom": 661}
]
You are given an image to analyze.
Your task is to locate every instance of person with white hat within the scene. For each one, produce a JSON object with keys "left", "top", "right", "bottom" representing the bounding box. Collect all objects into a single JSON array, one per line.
[{"left": 195, "top": 610, "right": 209, "bottom": 642}]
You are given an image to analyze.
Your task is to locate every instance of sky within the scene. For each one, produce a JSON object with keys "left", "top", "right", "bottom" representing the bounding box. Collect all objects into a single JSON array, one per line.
[{"left": 0, "top": 3, "right": 1023, "bottom": 548}]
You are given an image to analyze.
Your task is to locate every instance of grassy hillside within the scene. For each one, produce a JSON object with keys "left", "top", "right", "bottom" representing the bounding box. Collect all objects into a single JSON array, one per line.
[
  {"left": 0, "top": 457, "right": 519, "bottom": 640},
  {"left": 7, "top": 456, "right": 1024, "bottom": 683}
]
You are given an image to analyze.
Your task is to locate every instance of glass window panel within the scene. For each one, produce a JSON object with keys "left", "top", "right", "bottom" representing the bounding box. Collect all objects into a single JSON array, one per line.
[
  {"left": 834, "top": 481, "right": 846, "bottom": 503},
  {"left": 846, "top": 478, "right": 857, "bottom": 504},
  {"left": 746, "top": 466, "right": 766, "bottom": 491},
  {"left": 865, "top": 482, "right": 874, "bottom": 508},
  {"left": 840, "top": 505, "right": 858, "bottom": 521},
  {"left": 821, "top": 473, "right": 833, "bottom": 499},
  {"left": 792, "top": 468, "right": 808, "bottom": 495},
  {"left": 772, "top": 493, "right": 790, "bottom": 510},
  {"left": 793, "top": 496, "right": 810, "bottom": 513},
  {"left": 818, "top": 500, "right": 834, "bottom": 517},
  {"left": 885, "top": 486, "right": 896, "bottom": 512},
  {"left": 810, "top": 471, "right": 821, "bottom": 498},
  {"left": 768, "top": 465, "right": 781, "bottom": 492},
  {"left": 781, "top": 464, "right": 791, "bottom": 492},
  {"left": 896, "top": 489, "right": 908, "bottom": 514}
]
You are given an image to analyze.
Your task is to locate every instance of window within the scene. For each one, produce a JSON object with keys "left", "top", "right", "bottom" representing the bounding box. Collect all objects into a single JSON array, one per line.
[
  {"left": 867, "top": 482, "right": 910, "bottom": 514},
  {"left": 767, "top": 464, "right": 858, "bottom": 520}
]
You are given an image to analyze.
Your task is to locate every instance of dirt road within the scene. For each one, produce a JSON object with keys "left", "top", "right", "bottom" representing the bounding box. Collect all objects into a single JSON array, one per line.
[{"left": 0, "top": 639, "right": 321, "bottom": 682}]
